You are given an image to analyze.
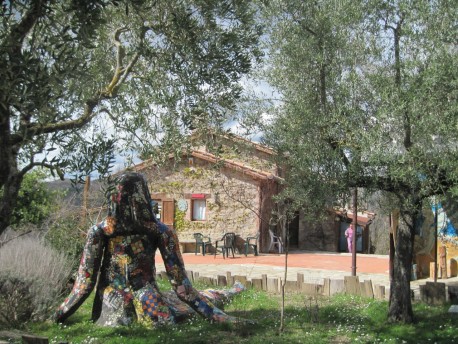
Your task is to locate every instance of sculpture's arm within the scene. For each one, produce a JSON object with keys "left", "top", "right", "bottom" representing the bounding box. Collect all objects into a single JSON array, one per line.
[
  {"left": 54, "top": 225, "right": 105, "bottom": 323},
  {"left": 156, "top": 222, "right": 239, "bottom": 323}
]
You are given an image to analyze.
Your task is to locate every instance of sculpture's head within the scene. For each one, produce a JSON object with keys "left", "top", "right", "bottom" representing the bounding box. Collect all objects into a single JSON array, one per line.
[{"left": 105, "top": 172, "right": 156, "bottom": 235}]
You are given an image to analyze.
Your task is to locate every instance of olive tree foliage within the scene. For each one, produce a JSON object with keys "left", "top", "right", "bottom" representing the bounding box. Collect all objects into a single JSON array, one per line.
[
  {"left": 258, "top": 0, "right": 366, "bottom": 216},
  {"left": 258, "top": 0, "right": 457, "bottom": 323},
  {"left": 0, "top": 0, "right": 262, "bottom": 234}
]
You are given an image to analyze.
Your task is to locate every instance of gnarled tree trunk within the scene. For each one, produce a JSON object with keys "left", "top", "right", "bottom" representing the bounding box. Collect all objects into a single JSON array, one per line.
[{"left": 388, "top": 200, "right": 420, "bottom": 323}]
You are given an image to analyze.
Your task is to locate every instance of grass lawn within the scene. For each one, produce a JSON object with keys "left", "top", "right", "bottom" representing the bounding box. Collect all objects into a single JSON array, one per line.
[{"left": 4, "top": 279, "right": 457, "bottom": 344}]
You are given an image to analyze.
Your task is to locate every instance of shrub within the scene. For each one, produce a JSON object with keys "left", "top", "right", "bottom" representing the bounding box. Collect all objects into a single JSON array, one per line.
[
  {"left": 7, "top": 170, "right": 60, "bottom": 228},
  {"left": 0, "top": 277, "right": 34, "bottom": 329},
  {"left": 0, "top": 231, "right": 72, "bottom": 329},
  {"left": 39, "top": 188, "right": 88, "bottom": 271},
  {"left": 43, "top": 212, "right": 86, "bottom": 271}
]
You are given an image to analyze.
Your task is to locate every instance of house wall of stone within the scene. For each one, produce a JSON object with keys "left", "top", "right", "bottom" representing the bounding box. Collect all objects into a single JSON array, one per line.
[
  {"left": 369, "top": 212, "right": 391, "bottom": 255},
  {"left": 141, "top": 158, "right": 262, "bottom": 245},
  {"left": 298, "top": 212, "right": 339, "bottom": 251},
  {"left": 258, "top": 180, "right": 280, "bottom": 252}
]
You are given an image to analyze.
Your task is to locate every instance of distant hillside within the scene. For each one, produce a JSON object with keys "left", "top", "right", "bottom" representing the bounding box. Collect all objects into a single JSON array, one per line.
[{"left": 45, "top": 178, "right": 105, "bottom": 208}]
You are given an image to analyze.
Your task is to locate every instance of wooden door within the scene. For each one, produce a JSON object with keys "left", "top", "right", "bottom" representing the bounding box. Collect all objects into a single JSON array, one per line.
[{"left": 162, "top": 199, "right": 175, "bottom": 228}]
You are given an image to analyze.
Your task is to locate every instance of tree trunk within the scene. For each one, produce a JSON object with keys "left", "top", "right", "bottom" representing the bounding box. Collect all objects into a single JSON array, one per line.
[
  {"left": 388, "top": 211, "right": 416, "bottom": 323},
  {"left": 0, "top": 172, "right": 22, "bottom": 235},
  {"left": 0, "top": 111, "right": 22, "bottom": 235}
]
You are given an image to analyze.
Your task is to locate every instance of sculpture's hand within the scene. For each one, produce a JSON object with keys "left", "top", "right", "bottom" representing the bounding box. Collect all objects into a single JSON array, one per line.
[
  {"left": 211, "top": 312, "right": 256, "bottom": 325},
  {"left": 53, "top": 309, "right": 63, "bottom": 323}
]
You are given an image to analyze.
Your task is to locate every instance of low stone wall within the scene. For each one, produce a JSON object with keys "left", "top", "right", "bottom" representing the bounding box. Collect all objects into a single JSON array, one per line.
[
  {"left": 157, "top": 270, "right": 388, "bottom": 300},
  {"left": 179, "top": 241, "right": 197, "bottom": 253}
]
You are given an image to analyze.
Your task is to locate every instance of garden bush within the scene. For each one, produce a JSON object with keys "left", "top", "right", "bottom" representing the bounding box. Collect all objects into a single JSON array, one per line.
[
  {"left": 0, "top": 277, "right": 34, "bottom": 329},
  {"left": 43, "top": 211, "right": 86, "bottom": 271},
  {"left": 0, "top": 231, "right": 72, "bottom": 329}
]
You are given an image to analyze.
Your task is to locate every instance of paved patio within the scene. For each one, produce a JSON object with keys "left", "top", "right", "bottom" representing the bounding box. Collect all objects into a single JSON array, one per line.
[
  {"left": 156, "top": 251, "right": 389, "bottom": 285},
  {"left": 155, "top": 250, "right": 458, "bottom": 298}
]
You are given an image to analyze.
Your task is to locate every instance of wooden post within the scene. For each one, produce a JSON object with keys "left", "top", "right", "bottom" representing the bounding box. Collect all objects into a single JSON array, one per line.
[
  {"left": 420, "top": 282, "right": 446, "bottom": 305},
  {"left": 374, "top": 285, "right": 386, "bottom": 300},
  {"left": 344, "top": 276, "right": 360, "bottom": 296},
  {"left": 22, "top": 335, "right": 49, "bottom": 344},
  {"left": 217, "top": 275, "right": 227, "bottom": 286},
  {"left": 251, "top": 278, "right": 263, "bottom": 290},
  {"left": 226, "top": 271, "right": 233, "bottom": 285},
  {"left": 297, "top": 273, "right": 304, "bottom": 288},
  {"left": 322, "top": 278, "right": 331, "bottom": 296},
  {"left": 262, "top": 274, "right": 267, "bottom": 291},
  {"left": 233, "top": 275, "right": 247, "bottom": 285},
  {"left": 439, "top": 246, "right": 447, "bottom": 279},
  {"left": 80, "top": 175, "right": 90, "bottom": 227}
]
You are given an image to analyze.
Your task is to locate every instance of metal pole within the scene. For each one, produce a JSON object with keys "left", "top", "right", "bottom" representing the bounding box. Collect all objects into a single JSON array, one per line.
[
  {"left": 434, "top": 202, "right": 438, "bottom": 283},
  {"left": 352, "top": 187, "right": 357, "bottom": 276}
]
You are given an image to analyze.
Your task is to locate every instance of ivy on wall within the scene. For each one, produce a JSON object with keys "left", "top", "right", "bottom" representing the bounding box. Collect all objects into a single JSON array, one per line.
[
  {"left": 174, "top": 208, "right": 187, "bottom": 232},
  {"left": 183, "top": 167, "right": 204, "bottom": 179},
  {"left": 147, "top": 158, "right": 259, "bottom": 237}
]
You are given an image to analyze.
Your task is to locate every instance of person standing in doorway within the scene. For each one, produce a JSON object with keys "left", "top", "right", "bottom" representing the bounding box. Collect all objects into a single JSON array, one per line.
[{"left": 345, "top": 224, "right": 354, "bottom": 253}]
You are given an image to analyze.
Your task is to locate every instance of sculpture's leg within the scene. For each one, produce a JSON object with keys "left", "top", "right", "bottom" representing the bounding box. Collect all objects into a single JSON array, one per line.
[
  {"left": 133, "top": 284, "right": 175, "bottom": 326},
  {"left": 199, "top": 281, "right": 245, "bottom": 308},
  {"left": 156, "top": 223, "right": 242, "bottom": 323}
]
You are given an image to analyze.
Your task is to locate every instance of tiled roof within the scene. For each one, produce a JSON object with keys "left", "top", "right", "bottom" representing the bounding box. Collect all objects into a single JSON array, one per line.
[
  {"left": 334, "top": 209, "right": 376, "bottom": 226},
  {"left": 135, "top": 149, "right": 283, "bottom": 183}
]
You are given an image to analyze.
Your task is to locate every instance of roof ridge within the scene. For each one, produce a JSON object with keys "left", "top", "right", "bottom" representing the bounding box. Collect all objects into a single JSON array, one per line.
[
  {"left": 190, "top": 129, "right": 275, "bottom": 155},
  {"left": 190, "top": 150, "right": 282, "bottom": 182}
]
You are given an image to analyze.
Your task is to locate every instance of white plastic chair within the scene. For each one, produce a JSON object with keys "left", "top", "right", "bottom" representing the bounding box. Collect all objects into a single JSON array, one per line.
[{"left": 268, "top": 230, "right": 283, "bottom": 253}]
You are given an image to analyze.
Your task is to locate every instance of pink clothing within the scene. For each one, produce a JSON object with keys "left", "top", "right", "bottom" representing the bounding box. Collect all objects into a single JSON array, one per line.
[{"left": 345, "top": 226, "right": 354, "bottom": 253}]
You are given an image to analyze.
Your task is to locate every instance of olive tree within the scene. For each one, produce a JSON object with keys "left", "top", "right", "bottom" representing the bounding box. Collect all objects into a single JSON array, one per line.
[
  {"left": 0, "top": 0, "right": 262, "bottom": 234},
  {"left": 259, "top": 0, "right": 457, "bottom": 323}
]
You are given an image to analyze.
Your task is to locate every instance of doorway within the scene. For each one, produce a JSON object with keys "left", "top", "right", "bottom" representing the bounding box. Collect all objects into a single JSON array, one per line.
[
  {"left": 153, "top": 198, "right": 175, "bottom": 229},
  {"left": 338, "top": 222, "right": 363, "bottom": 252}
]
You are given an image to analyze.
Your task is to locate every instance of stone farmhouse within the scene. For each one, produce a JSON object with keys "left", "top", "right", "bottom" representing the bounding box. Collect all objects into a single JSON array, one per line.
[{"left": 127, "top": 133, "right": 378, "bottom": 255}]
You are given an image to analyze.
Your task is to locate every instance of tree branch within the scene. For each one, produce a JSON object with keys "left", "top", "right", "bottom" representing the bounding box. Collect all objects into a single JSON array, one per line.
[
  {"left": 10, "top": 98, "right": 100, "bottom": 145},
  {"left": 116, "top": 26, "right": 150, "bottom": 87},
  {"left": 105, "top": 27, "right": 128, "bottom": 95},
  {"left": 106, "top": 26, "right": 148, "bottom": 95},
  {"left": 293, "top": 18, "right": 317, "bottom": 36},
  {"left": 5, "top": 0, "right": 48, "bottom": 55},
  {"left": 19, "top": 160, "right": 64, "bottom": 180},
  {"left": 10, "top": 25, "right": 148, "bottom": 146},
  {"left": 0, "top": 230, "right": 33, "bottom": 248}
]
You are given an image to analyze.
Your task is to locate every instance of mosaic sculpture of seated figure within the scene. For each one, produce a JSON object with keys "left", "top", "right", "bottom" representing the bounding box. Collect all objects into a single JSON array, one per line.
[{"left": 55, "top": 172, "right": 243, "bottom": 327}]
